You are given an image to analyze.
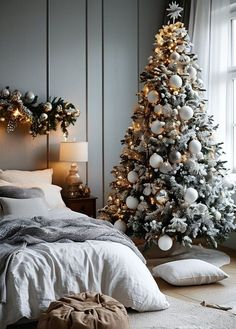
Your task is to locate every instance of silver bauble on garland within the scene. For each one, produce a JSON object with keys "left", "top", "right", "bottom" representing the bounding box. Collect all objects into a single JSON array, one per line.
[{"left": 24, "top": 91, "right": 35, "bottom": 103}]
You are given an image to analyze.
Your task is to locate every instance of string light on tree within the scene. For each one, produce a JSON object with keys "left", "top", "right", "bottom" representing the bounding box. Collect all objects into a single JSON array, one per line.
[{"left": 99, "top": 2, "right": 235, "bottom": 249}]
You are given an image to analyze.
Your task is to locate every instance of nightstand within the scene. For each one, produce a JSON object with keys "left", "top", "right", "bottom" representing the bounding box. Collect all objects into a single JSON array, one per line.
[{"left": 63, "top": 196, "right": 97, "bottom": 218}]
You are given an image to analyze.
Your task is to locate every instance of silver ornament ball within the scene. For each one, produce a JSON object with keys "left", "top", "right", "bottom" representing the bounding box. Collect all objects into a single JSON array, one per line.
[{"left": 169, "top": 150, "right": 182, "bottom": 163}]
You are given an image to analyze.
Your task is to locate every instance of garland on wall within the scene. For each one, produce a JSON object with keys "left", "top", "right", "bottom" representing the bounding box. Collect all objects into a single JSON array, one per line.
[{"left": 0, "top": 87, "right": 80, "bottom": 137}]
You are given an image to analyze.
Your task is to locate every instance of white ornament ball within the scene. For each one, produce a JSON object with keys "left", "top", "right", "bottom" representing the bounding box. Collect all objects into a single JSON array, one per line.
[
  {"left": 150, "top": 120, "right": 165, "bottom": 135},
  {"left": 1, "top": 88, "right": 10, "bottom": 98},
  {"left": 44, "top": 102, "right": 52, "bottom": 112},
  {"left": 184, "top": 187, "right": 198, "bottom": 204},
  {"left": 25, "top": 91, "right": 35, "bottom": 103},
  {"left": 176, "top": 44, "right": 185, "bottom": 52},
  {"left": 179, "top": 105, "right": 193, "bottom": 121},
  {"left": 169, "top": 75, "right": 182, "bottom": 89},
  {"left": 126, "top": 196, "right": 139, "bottom": 210},
  {"left": 39, "top": 113, "right": 48, "bottom": 122},
  {"left": 187, "top": 67, "right": 197, "bottom": 79},
  {"left": 170, "top": 51, "right": 180, "bottom": 61},
  {"left": 149, "top": 153, "right": 163, "bottom": 168},
  {"left": 143, "top": 186, "right": 152, "bottom": 196},
  {"left": 154, "top": 104, "right": 162, "bottom": 114},
  {"left": 189, "top": 140, "right": 202, "bottom": 154},
  {"left": 158, "top": 235, "right": 173, "bottom": 251},
  {"left": 127, "top": 171, "right": 138, "bottom": 184},
  {"left": 147, "top": 90, "right": 159, "bottom": 104},
  {"left": 215, "top": 211, "right": 222, "bottom": 221},
  {"left": 114, "top": 219, "right": 127, "bottom": 232}
]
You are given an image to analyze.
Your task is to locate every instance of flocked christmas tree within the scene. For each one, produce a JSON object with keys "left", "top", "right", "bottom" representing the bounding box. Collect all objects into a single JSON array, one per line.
[{"left": 99, "top": 2, "right": 236, "bottom": 250}]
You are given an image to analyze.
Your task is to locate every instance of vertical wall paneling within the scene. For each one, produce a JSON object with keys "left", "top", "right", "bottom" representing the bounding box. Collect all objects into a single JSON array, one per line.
[
  {"left": 87, "top": 0, "right": 103, "bottom": 209},
  {"left": 0, "top": 0, "right": 167, "bottom": 210},
  {"left": 103, "top": 0, "right": 138, "bottom": 200},
  {"left": 139, "top": 0, "right": 166, "bottom": 74},
  {"left": 49, "top": 0, "right": 87, "bottom": 187},
  {"left": 0, "top": 0, "right": 47, "bottom": 170}
]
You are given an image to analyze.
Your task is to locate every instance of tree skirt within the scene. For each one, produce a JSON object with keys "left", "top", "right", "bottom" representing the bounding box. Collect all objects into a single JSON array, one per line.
[
  {"left": 129, "top": 296, "right": 236, "bottom": 329},
  {"left": 143, "top": 244, "right": 230, "bottom": 268}
]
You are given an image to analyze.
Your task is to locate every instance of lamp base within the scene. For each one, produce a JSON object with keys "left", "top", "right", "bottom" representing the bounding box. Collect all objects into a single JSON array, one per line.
[
  {"left": 64, "top": 163, "right": 90, "bottom": 198},
  {"left": 65, "top": 183, "right": 91, "bottom": 199}
]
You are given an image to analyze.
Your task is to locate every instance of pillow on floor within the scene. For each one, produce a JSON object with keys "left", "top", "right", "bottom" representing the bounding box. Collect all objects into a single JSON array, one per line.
[{"left": 152, "top": 259, "right": 229, "bottom": 286}]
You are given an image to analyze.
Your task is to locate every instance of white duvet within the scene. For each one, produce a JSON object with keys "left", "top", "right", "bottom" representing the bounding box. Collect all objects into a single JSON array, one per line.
[{"left": 0, "top": 208, "right": 169, "bottom": 328}]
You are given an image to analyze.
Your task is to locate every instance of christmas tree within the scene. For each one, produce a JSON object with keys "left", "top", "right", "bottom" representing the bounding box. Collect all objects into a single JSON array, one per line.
[{"left": 99, "top": 2, "right": 235, "bottom": 250}]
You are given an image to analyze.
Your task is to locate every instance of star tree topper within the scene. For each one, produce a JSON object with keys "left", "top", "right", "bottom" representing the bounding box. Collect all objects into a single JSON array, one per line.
[{"left": 167, "top": 1, "right": 183, "bottom": 23}]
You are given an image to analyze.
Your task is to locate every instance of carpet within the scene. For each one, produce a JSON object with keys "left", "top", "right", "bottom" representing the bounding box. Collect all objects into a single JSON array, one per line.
[
  {"left": 129, "top": 296, "right": 236, "bottom": 329},
  {"left": 143, "top": 245, "right": 230, "bottom": 268},
  {"left": 7, "top": 296, "right": 236, "bottom": 329}
]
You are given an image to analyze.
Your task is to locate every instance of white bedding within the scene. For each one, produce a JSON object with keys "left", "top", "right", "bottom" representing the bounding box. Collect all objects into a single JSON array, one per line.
[{"left": 0, "top": 208, "right": 169, "bottom": 328}]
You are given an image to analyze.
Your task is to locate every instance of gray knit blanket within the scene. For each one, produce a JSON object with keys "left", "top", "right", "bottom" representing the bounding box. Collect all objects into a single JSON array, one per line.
[
  {"left": 0, "top": 216, "right": 145, "bottom": 303},
  {"left": 0, "top": 215, "right": 143, "bottom": 257}
]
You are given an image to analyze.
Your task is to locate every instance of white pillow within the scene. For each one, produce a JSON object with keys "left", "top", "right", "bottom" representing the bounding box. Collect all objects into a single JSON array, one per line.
[
  {"left": 0, "top": 168, "right": 53, "bottom": 185},
  {"left": 152, "top": 259, "right": 229, "bottom": 286},
  {"left": 0, "top": 197, "right": 49, "bottom": 217},
  {"left": 0, "top": 179, "right": 65, "bottom": 210},
  {"left": 32, "top": 184, "right": 66, "bottom": 210},
  {"left": 0, "top": 179, "right": 13, "bottom": 186}
]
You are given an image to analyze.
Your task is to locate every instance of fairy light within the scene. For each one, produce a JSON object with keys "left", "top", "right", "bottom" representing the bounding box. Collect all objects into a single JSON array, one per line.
[{"left": 13, "top": 109, "right": 21, "bottom": 117}]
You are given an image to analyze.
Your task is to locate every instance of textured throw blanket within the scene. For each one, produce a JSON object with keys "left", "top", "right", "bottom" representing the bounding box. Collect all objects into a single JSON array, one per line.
[{"left": 0, "top": 215, "right": 145, "bottom": 303}]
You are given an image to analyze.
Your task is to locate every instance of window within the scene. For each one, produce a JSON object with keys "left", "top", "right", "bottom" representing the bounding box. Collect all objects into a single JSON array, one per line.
[{"left": 228, "top": 4, "right": 236, "bottom": 171}]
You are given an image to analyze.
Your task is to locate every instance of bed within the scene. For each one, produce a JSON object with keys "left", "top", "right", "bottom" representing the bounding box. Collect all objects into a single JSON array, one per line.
[{"left": 0, "top": 168, "right": 169, "bottom": 328}]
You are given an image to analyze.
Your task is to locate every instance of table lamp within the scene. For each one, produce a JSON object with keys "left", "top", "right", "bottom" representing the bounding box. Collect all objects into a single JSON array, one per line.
[{"left": 59, "top": 141, "right": 90, "bottom": 198}]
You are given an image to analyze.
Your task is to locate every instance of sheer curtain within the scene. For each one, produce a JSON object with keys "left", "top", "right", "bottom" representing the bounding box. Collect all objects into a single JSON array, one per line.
[{"left": 189, "top": 0, "right": 230, "bottom": 163}]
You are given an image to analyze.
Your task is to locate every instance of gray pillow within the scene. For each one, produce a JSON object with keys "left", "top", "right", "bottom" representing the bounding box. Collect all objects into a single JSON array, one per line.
[{"left": 0, "top": 186, "right": 44, "bottom": 199}]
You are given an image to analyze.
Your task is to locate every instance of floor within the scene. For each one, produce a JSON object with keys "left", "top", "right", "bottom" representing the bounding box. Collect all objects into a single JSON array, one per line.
[
  {"left": 152, "top": 246, "right": 236, "bottom": 315},
  {"left": 7, "top": 246, "right": 236, "bottom": 328}
]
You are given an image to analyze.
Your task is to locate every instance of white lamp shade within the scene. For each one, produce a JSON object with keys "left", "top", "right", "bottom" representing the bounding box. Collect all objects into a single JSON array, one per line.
[{"left": 59, "top": 142, "right": 88, "bottom": 162}]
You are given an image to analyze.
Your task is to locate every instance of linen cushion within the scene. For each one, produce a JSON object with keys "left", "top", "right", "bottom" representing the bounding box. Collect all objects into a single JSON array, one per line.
[
  {"left": 0, "top": 197, "right": 49, "bottom": 217},
  {"left": 0, "top": 168, "right": 53, "bottom": 185},
  {"left": 37, "top": 292, "right": 130, "bottom": 329},
  {"left": 152, "top": 259, "right": 229, "bottom": 286}
]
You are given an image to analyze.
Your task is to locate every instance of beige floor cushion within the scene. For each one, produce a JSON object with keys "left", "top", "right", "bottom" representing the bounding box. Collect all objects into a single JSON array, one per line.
[{"left": 37, "top": 292, "right": 130, "bottom": 329}]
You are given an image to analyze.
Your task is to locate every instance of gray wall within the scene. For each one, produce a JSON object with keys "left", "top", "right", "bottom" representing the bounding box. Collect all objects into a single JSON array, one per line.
[{"left": 0, "top": 0, "right": 166, "bottom": 209}]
